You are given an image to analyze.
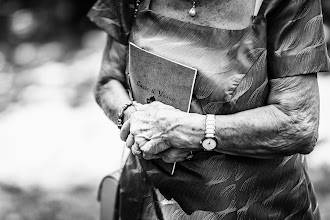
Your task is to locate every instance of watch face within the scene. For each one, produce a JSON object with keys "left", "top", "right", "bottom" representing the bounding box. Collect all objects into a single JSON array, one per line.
[{"left": 202, "top": 138, "right": 217, "bottom": 150}]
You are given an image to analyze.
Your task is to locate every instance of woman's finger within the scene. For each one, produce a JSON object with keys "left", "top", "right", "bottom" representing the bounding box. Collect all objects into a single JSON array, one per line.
[
  {"left": 140, "top": 139, "right": 171, "bottom": 155},
  {"left": 125, "top": 133, "right": 134, "bottom": 148},
  {"left": 149, "top": 101, "right": 175, "bottom": 110},
  {"left": 142, "top": 152, "right": 160, "bottom": 160},
  {"left": 133, "top": 102, "right": 145, "bottom": 111},
  {"left": 134, "top": 135, "right": 149, "bottom": 147},
  {"left": 120, "top": 118, "right": 131, "bottom": 141},
  {"left": 131, "top": 142, "right": 142, "bottom": 156},
  {"left": 162, "top": 157, "right": 186, "bottom": 163},
  {"left": 159, "top": 148, "right": 192, "bottom": 163}
]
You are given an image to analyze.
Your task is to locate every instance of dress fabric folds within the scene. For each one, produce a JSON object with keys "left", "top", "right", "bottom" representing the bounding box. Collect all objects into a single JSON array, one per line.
[{"left": 88, "top": 0, "right": 330, "bottom": 219}]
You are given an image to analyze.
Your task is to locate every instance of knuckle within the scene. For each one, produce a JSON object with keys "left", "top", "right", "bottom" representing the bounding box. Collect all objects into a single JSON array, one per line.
[
  {"left": 168, "top": 151, "right": 177, "bottom": 158},
  {"left": 176, "top": 157, "right": 185, "bottom": 162},
  {"left": 167, "top": 153, "right": 177, "bottom": 160},
  {"left": 144, "top": 153, "right": 156, "bottom": 160},
  {"left": 163, "top": 157, "right": 174, "bottom": 163},
  {"left": 151, "top": 101, "right": 160, "bottom": 105}
]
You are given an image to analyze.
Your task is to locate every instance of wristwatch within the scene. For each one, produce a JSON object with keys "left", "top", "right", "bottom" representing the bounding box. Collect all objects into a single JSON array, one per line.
[{"left": 201, "top": 114, "right": 218, "bottom": 151}]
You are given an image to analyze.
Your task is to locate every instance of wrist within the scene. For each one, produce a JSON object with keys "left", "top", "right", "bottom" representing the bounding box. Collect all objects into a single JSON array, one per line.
[
  {"left": 123, "top": 105, "right": 137, "bottom": 122},
  {"left": 200, "top": 114, "right": 218, "bottom": 151},
  {"left": 167, "top": 112, "right": 205, "bottom": 150},
  {"left": 117, "top": 101, "right": 136, "bottom": 129}
]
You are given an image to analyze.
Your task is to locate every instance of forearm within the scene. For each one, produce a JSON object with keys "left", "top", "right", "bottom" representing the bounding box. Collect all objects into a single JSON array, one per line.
[
  {"left": 173, "top": 105, "right": 316, "bottom": 158},
  {"left": 95, "top": 80, "right": 133, "bottom": 123},
  {"left": 216, "top": 105, "right": 316, "bottom": 158},
  {"left": 95, "top": 36, "right": 134, "bottom": 124},
  {"left": 169, "top": 74, "right": 319, "bottom": 158}
]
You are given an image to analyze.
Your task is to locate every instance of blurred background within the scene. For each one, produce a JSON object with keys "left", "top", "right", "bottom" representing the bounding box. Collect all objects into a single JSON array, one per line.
[{"left": 0, "top": 0, "right": 329, "bottom": 219}]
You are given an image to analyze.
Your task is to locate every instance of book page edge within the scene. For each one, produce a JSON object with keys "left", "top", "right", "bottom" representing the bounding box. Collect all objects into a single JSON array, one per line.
[
  {"left": 186, "top": 69, "right": 197, "bottom": 113},
  {"left": 129, "top": 42, "right": 198, "bottom": 72}
]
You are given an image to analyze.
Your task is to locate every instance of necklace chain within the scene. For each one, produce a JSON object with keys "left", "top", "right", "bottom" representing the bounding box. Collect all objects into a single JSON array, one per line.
[
  {"left": 189, "top": 0, "right": 197, "bottom": 17},
  {"left": 135, "top": 0, "right": 197, "bottom": 18}
]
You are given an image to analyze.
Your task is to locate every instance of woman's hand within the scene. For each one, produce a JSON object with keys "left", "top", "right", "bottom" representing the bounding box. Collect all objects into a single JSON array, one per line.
[
  {"left": 121, "top": 101, "right": 178, "bottom": 155},
  {"left": 123, "top": 105, "right": 137, "bottom": 123},
  {"left": 158, "top": 148, "right": 194, "bottom": 163},
  {"left": 120, "top": 101, "right": 204, "bottom": 156},
  {"left": 125, "top": 127, "right": 194, "bottom": 163},
  {"left": 129, "top": 142, "right": 194, "bottom": 163}
]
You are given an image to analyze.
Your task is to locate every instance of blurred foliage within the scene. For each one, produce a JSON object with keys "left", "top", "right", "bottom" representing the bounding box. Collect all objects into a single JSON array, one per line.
[
  {"left": 0, "top": 0, "right": 96, "bottom": 50},
  {"left": 0, "top": 183, "right": 98, "bottom": 220},
  {"left": 0, "top": 0, "right": 104, "bottom": 112},
  {"left": 322, "top": 0, "right": 330, "bottom": 26},
  {"left": 0, "top": 0, "right": 98, "bottom": 72}
]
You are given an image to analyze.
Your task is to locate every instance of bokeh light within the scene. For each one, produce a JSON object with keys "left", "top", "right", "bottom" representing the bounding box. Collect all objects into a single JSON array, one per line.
[
  {"left": 10, "top": 9, "right": 37, "bottom": 38},
  {"left": 13, "top": 43, "right": 37, "bottom": 66}
]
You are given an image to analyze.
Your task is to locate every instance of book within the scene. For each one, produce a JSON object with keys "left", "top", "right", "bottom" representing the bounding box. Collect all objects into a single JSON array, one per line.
[
  {"left": 128, "top": 42, "right": 197, "bottom": 112},
  {"left": 128, "top": 42, "right": 197, "bottom": 175}
]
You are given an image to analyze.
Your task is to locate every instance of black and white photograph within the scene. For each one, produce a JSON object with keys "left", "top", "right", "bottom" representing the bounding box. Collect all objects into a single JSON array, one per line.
[{"left": 0, "top": 0, "right": 330, "bottom": 219}]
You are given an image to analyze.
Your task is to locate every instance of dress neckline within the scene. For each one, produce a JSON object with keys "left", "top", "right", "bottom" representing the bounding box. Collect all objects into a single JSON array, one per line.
[{"left": 138, "top": 0, "right": 266, "bottom": 32}]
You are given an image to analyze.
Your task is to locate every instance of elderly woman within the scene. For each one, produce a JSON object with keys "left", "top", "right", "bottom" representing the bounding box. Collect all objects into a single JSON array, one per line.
[{"left": 88, "top": 0, "right": 329, "bottom": 219}]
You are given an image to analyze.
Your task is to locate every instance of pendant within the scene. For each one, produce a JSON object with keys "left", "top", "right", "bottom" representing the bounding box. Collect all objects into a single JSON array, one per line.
[
  {"left": 189, "top": 6, "right": 196, "bottom": 17},
  {"left": 189, "top": 1, "right": 196, "bottom": 17}
]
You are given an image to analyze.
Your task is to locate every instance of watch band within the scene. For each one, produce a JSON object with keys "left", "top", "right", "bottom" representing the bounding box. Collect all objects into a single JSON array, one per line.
[
  {"left": 201, "top": 114, "right": 218, "bottom": 151},
  {"left": 205, "top": 114, "right": 216, "bottom": 138}
]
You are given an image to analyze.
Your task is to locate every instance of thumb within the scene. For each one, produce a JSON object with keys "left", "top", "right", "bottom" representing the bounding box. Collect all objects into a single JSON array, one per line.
[{"left": 120, "top": 118, "right": 131, "bottom": 141}]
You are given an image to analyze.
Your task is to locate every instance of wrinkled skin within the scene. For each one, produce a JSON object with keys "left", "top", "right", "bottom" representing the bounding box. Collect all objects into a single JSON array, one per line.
[{"left": 96, "top": 37, "right": 320, "bottom": 163}]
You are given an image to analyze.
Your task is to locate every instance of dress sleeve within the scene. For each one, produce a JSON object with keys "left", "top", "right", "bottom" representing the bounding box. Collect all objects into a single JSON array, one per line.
[
  {"left": 87, "top": 0, "right": 136, "bottom": 44},
  {"left": 267, "top": 0, "right": 330, "bottom": 78}
]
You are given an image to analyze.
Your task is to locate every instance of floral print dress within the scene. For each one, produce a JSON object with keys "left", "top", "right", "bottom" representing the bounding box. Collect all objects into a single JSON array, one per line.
[{"left": 88, "top": 0, "right": 330, "bottom": 219}]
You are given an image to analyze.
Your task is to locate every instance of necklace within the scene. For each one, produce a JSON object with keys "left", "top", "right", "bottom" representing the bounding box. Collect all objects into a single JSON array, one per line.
[{"left": 188, "top": 0, "right": 197, "bottom": 17}]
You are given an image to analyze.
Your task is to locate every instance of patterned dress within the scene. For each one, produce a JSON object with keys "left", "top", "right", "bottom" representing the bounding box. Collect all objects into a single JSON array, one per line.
[{"left": 88, "top": 0, "right": 330, "bottom": 219}]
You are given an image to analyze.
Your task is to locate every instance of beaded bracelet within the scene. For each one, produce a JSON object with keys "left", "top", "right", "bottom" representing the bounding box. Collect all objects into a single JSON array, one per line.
[{"left": 117, "top": 101, "right": 136, "bottom": 129}]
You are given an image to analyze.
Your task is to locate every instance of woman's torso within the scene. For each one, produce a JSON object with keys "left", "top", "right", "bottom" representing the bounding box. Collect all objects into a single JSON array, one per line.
[
  {"left": 129, "top": 0, "right": 269, "bottom": 115},
  {"left": 124, "top": 0, "right": 320, "bottom": 218}
]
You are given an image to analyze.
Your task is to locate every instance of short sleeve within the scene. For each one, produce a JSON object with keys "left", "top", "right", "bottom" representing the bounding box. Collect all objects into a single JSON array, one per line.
[
  {"left": 87, "top": 0, "right": 136, "bottom": 44},
  {"left": 267, "top": 0, "right": 330, "bottom": 78}
]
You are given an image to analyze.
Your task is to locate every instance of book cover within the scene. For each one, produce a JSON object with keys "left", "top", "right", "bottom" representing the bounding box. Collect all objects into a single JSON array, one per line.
[{"left": 128, "top": 42, "right": 197, "bottom": 112}]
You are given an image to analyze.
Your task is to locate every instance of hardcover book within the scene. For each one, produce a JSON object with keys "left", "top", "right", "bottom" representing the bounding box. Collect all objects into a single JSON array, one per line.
[{"left": 128, "top": 42, "right": 197, "bottom": 112}]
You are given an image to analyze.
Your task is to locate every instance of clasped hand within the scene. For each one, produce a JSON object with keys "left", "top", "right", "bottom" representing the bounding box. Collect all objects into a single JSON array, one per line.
[{"left": 120, "top": 101, "right": 195, "bottom": 163}]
